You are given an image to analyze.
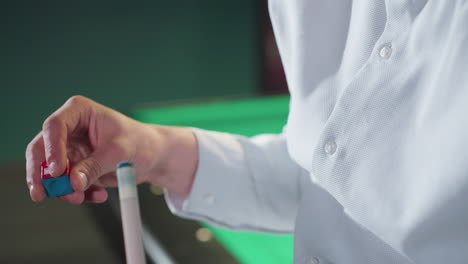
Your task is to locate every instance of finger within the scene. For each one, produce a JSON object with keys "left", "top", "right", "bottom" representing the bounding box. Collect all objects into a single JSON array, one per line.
[
  {"left": 42, "top": 96, "right": 91, "bottom": 176},
  {"left": 25, "top": 132, "right": 47, "bottom": 202},
  {"left": 71, "top": 143, "right": 127, "bottom": 192},
  {"left": 58, "top": 191, "right": 85, "bottom": 205},
  {"left": 95, "top": 172, "right": 118, "bottom": 188},
  {"left": 84, "top": 185, "right": 108, "bottom": 203}
]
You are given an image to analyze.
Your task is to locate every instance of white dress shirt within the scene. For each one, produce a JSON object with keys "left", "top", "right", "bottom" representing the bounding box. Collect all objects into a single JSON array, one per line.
[{"left": 166, "top": 0, "right": 468, "bottom": 263}]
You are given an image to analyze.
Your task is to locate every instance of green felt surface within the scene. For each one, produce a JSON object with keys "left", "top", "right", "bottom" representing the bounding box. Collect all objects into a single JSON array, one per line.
[{"left": 131, "top": 96, "right": 293, "bottom": 264}]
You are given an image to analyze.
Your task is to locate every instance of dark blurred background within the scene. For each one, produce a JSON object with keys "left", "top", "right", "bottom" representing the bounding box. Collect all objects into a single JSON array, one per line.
[{"left": 1, "top": 1, "right": 288, "bottom": 263}]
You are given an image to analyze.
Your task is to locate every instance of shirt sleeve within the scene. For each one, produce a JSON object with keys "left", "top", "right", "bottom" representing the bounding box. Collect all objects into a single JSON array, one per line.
[{"left": 164, "top": 127, "right": 308, "bottom": 233}]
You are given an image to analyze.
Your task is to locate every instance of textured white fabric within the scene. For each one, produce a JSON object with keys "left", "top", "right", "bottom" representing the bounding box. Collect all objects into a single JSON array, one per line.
[{"left": 166, "top": 0, "right": 468, "bottom": 263}]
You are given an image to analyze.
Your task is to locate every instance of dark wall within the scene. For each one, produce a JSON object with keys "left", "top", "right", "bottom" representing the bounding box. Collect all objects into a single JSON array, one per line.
[{"left": 1, "top": 1, "right": 259, "bottom": 162}]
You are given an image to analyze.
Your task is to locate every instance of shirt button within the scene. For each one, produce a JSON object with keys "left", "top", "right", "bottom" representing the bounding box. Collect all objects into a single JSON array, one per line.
[
  {"left": 379, "top": 45, "right": 392, "bottom": 59},
  {"left": 324, "top": 141, "right": 337, "bottom": 155},
  {"left": 306, "top": 257, "right": 320, "bottom": 264}
]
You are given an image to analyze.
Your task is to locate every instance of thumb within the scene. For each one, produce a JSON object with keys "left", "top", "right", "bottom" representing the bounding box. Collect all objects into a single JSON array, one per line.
[{"left": 71, "top": 148, "right": 121, "bottom": 192}]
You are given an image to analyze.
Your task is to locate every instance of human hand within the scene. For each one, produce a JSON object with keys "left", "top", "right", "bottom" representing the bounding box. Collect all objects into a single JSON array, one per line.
[{"left": 25, "top": 96, "right": 198, "bottom": 204}]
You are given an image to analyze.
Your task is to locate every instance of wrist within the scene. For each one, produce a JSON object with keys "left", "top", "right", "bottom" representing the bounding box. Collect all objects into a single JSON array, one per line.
[{"left": 145, "top": 125, "right": 198, "bottom": 196}]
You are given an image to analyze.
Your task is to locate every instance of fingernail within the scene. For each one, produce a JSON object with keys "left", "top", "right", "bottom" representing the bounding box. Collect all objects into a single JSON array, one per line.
[
  {"left": 78, "top": 171, "right": 88, "bottom": 190},
  {"left": 48, "top": 162, "right": 58, "bottom": 175},
  {"left": 29, "top": 184, "right": 37, "bottom": 202}
]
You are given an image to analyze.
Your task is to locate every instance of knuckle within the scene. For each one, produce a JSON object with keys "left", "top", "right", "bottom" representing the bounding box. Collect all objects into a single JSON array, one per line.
[
  {"left": 66, "top": 95, "right": 86, "bottom": 106},
  {"left": 83, "top": 157, "right": 102, "bottom": 180},
  {"left": 25, "top": 142, "right": 34, "bottom": 157},
  {"left": 43, "top": 142, "right": 55, "bottom": 158},
  {"left": 42, "top": 115, "right": 61, "bottom": 131},
  {"left": 25, "top": 137, "right": 40, "bottom": 158},
  {"left": 25, "top": 145, "right": 34, "bottom": 159}
]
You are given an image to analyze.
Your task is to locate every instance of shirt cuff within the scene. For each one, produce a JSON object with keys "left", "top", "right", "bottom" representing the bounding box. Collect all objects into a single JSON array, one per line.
[{"left": 164, "top": 128, "right": 263, "bottom": 231}]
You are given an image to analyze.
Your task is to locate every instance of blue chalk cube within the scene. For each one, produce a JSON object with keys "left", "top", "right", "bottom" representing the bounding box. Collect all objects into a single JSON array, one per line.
[{"left": 42, "top": 174, "right": 74, "bottom": 197}]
